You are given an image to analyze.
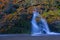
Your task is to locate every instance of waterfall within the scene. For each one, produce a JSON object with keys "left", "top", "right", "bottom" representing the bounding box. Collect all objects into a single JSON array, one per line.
[{"left": 31, "top": 9, "right": 59, "bottom": 36}]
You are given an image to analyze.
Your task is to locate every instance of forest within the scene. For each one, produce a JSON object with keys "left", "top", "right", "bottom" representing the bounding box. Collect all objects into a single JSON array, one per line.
[{"left": 0, "top": 0, "right": 60, "bottom": 34}]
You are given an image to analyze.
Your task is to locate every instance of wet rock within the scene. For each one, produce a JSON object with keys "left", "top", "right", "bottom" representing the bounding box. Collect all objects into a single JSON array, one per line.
[{"left": 49, "top": 20, "right": 60, "bottom": 33}]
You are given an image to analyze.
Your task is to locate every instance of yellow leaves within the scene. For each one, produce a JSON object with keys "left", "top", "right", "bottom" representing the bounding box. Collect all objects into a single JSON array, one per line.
[
  {"left": 47, "top": 18, "right": 53, "bottom": 23},
  {"left": 7, "top": 13, "right": 18, "bottom": 21},
  {"left": 44, "top": 2, "right": 48, "bottom": 4},
  {"left": 49, "top": 0, "right": 54, "bottom": 4},
  {"left": 25, "top": 0, "right": 31, "bottom": 3},
  {"left": 40, "top": 0, "right": 49, "bottom": 4},
  {"left": 47, "top": 16, "right": 56, "bottom": 23},
  {"left": 42, "top": 12, "right": 48, "bottom": 18},
  {"left": 7, "top": 14, "right": 13, "bottom": 20},
  {"left": 3, "top": 14, "right": 13, "bottom": 22},
  {"left": 17, "top": 7, "right": 24, "bottom": 13},
  {"left": 37, "top": 5, "right": 41, "bottom": 8},
  {"left": 47, "top": 10, "right": 55, "bottom": 15},
  {"left": 13, "top": 15, "right": 18, "bottom": 20},
  {"left": 12, "top": 12, "right": 17, "bottom": 15},
  {"left": 56, "top": 10, "right": 60, "bottom": 16},
  {"left": 42, "top": 10, "right": 60, "bottom": 23},
  {"left": 27, "top": 6, "right": 34, "bottom": 14},
  {"left": 47, "top": 10, "right": 59, "bottom": 16}
]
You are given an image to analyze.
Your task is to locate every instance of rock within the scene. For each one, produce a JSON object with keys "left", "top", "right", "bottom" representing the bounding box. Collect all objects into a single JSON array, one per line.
[{"left": 49, "top": 20, "right": 60, "bottom": 33}]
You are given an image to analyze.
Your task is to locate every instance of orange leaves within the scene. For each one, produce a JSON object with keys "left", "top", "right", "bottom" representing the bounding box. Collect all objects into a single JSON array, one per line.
[
  {"left": 0, "top": 0, "right": 9, "bottom": 9},
  {"left": 17, "top": 7, "right": 24, "bottom": 13},
  {"left": 5, "top": 13, "right": 18, "bottom": 22},
  {"left": 0, "top": 0, "right": 4, "bottom": 9},
  {"left": 0, "top": 0, "right": 5, "bottom": 3},
  {"left": 13, "top": 0, "right": 17, "bottom": 4},
  {"left": 3, "top": 14, "right": 13, "bottom": 22},
  {"left": 7, "top": 14, "right": 13, "bottom": 20}
]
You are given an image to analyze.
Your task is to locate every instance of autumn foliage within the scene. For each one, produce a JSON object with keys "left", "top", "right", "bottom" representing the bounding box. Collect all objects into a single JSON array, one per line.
[{"left": 0, "top": 0, "right": 60, "bottom": 33}]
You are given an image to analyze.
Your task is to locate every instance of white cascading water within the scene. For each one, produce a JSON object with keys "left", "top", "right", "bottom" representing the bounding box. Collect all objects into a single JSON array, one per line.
[{"left": 31, "top": 8, "right": 59, "bottom": 36}]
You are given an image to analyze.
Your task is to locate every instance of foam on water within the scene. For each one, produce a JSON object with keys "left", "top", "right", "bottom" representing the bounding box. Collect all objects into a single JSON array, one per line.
[{"left": 31, "top": 9, "right": 59, "bottom": 36}]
